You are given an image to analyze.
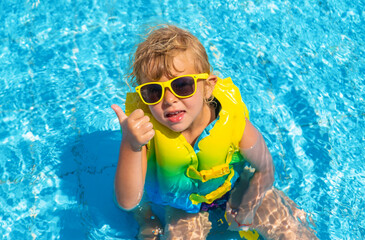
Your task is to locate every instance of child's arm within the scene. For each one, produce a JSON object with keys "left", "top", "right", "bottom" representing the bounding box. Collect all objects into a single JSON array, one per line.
[
  {"left": 226, "top": 119, "right": 275, "bottom": 230},
  {"left": 111, "top": 104, "right": 155, "bottom": 210}
]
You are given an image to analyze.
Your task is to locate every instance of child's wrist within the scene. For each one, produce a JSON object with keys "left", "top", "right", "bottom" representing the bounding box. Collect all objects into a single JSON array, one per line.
[
  {"left": 129, "top": 142, "right": 143, "bottom": 152},
  {"left": 130, "top": 143, "right": 144, "bottom": 152},
  {"left": 122, "top": 139, "right": 144, "bottom": 152}
]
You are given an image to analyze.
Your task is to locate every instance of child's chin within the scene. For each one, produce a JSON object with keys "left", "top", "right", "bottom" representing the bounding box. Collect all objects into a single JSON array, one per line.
[{"left": 164, "top": 123, "right": 187, "bottom": 133}]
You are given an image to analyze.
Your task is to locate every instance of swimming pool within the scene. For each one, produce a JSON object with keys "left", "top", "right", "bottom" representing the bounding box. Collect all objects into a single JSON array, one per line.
[{"left": 0, "top": 0, "right": 364, "bottom": 239}]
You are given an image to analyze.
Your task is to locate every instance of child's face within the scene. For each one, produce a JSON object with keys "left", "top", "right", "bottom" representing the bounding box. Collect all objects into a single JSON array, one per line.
[{"left": 143, "top": 51, "right": 215, "bottom": 134}]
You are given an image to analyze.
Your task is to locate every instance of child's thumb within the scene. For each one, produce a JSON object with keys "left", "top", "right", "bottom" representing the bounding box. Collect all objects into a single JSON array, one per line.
[{"left": 111, "top": 104, "right": 128, "bottom": 123}]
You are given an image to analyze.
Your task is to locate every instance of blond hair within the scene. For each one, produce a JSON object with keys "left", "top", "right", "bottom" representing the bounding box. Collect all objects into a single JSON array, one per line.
[{"left": 129, "top": 25, "right": 211, "bottom": 86}]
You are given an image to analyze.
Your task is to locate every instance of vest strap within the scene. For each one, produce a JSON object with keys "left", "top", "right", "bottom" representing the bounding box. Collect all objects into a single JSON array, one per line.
[
  {"left": 186, "top": 144, "right": 239, "bottom": 182},
  {"left": 189, "top": 170, "right": 235, "bottom": 204},
  {"left": 186, "top": 164, "right": 230, "bottom": 182}
]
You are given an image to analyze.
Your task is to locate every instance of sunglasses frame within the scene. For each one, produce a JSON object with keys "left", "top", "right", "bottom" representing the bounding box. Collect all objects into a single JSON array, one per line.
[{"left": 135, "top": 73, "right": 210, "bottom": 105}]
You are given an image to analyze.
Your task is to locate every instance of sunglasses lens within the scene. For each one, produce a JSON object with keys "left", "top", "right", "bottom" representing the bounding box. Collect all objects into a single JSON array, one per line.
[
  {"left": 171, "top": 77, "right": 195, "bottom": 97},
  {"left": 140, "top": 84, "right": 162, "bottom": 104}
]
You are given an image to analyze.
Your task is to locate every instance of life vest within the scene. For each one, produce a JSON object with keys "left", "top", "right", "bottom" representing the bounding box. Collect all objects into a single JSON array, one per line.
[{"left": 125, "top": 77, "right": 249, "bottom": 213}]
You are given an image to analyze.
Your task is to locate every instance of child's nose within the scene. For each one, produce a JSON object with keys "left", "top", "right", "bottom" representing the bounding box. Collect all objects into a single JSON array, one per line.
[{"left": 163, "top": 88, "right": 178, "bottom": 104}]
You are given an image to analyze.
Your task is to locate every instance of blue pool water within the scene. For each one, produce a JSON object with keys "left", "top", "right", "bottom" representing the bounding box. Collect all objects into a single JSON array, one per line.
[{"left": 0, "top": 0, "right": 364, "bottom": 239}]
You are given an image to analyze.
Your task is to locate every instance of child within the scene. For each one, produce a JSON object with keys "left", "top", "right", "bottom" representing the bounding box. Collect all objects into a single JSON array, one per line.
[{"left": 112, "top": 25, "right": 317, "bottom": 239}]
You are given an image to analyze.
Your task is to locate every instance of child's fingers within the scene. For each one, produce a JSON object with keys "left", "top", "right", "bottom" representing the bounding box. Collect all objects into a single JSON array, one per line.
[
  {"left": 140, "top": 129, "right": 155, "bottom": 146},
  {"left": 128, "top": 108, "right": 145, "bottom": 120},
  {"left": 133, "top": 115, "right": 151, "bottom": 130},
  {"left": 144, "top": 127, "right": 155, "bottom": 141},
  {"left": 111, "top": 106, "right": 154, "bottom": 146},
  {"left": 134, "top": 117, "right": 155, "bottom": 144},
  {"left": 111, "top": 104, "right": 128, "bottom": 123}
]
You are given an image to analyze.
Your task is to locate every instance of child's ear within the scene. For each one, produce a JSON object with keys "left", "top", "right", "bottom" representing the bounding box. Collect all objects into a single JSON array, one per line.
[{"left": 204, "top": 75, "right": 217, "bottom": 99}]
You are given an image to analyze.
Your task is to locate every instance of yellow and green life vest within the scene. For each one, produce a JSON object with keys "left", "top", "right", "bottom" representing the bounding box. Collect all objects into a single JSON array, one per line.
[{"left": 125, "top": 77, "right": 249, "bottom": 213}]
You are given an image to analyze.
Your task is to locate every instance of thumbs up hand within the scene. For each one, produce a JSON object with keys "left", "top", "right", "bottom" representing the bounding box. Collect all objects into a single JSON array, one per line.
[{"left": 111, "top": 104, "right": 155, "bottom": 152}]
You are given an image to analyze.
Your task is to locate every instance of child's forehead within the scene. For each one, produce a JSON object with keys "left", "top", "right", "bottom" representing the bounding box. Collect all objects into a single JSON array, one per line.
[
  {"left": 141, "top": 72, "right": 184, "bottom": 84},
  {"left": 141, "top": 50, "right": 197, "bottom": 83}
]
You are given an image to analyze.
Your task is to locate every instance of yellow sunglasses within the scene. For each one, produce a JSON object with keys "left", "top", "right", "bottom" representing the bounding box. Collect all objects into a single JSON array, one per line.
[{"left": 135, "top": 73, "right": 209, "bottom": 105}]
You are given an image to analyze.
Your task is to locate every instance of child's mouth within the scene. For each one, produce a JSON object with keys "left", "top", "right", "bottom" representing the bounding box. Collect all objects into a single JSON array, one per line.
[{"left": 165, "top": 110, "right": 185, "bottom": 123}]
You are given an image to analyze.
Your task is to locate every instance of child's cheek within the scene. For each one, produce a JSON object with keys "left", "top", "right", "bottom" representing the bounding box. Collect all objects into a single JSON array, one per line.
[{"left": 148, "top": 105, "right": 163, "bottom": 122}]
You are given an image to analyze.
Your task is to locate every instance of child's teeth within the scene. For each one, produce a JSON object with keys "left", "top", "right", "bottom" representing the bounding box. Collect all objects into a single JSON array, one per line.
[{"left": 167, "top": 111, "right": 182, "bottom": 117}]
